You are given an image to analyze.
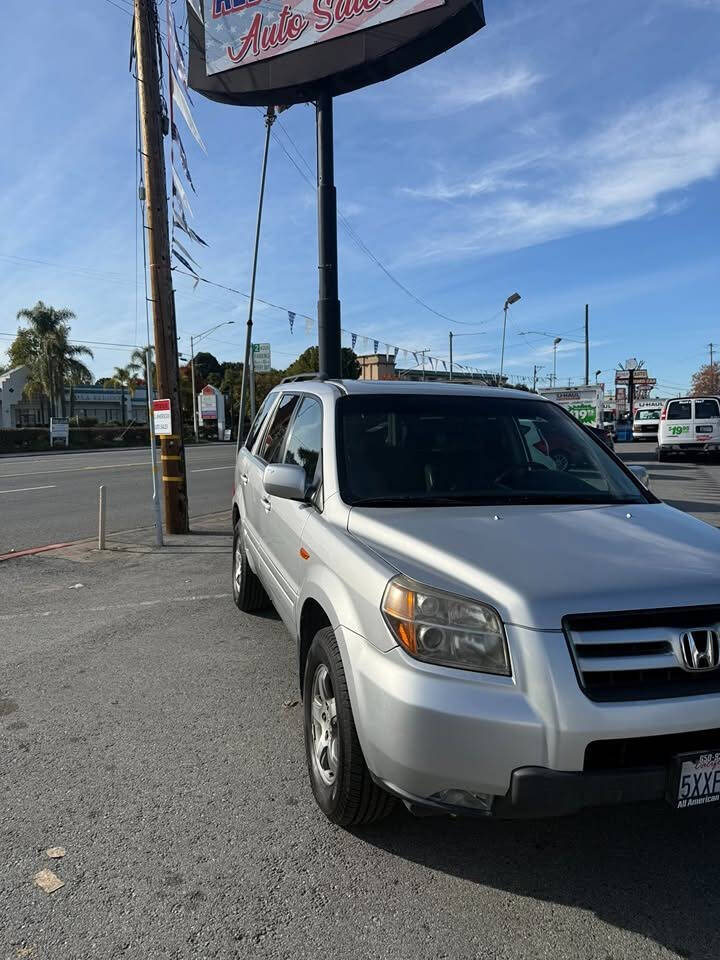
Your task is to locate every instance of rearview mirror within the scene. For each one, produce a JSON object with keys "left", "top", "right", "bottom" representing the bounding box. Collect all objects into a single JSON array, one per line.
[
  {"left": 263, "top": 463, "right": 307, "bottom": 501},
  {"left": 627, "top": 464, "right": 651, "bottom": 491}
]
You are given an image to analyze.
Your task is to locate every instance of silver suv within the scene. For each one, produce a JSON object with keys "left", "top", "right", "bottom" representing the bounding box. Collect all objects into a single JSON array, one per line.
[{"left": 232, "top": 379, "right": 720, "bottom": 825}]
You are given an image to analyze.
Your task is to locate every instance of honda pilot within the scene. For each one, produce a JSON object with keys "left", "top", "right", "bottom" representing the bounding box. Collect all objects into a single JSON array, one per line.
[{"left": 232, "top": 380, "right": 720, "bottom": 825}]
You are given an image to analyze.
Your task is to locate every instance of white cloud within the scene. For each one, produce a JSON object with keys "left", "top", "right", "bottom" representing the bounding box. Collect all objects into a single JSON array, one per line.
[
  {"left": 424, "top": 67, "right": 544, "bottom": 114},
  {"left": 400, "top": 83, "right": 720, "bottom": 262}
]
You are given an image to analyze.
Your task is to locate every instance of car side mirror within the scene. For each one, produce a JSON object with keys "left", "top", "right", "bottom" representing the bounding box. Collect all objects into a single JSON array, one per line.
[
  {"left": 627, "top": 464, "right": 651, "bottom": 491},
  {"left": 263, "top": 463, "right": 308, "bottom": 501}
]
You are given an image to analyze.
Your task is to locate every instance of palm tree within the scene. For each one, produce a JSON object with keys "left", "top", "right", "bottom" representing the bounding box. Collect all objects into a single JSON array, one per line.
[
  {"left": 10, "top": 302, "right": 93, "bottom": 421},
  {"left": 110, "top": 366, "right": 134, "bottom": 425},
  {"left": 128, "top": 346, "right": 155, "bottom": 389}
]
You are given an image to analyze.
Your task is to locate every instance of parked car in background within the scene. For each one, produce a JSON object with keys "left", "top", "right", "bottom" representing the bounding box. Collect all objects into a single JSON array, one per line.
[
  {"left": 233, "top": 380, "right": 720, "bottom": 827},
  {"left": 657, "top": 396, "right": 720, "bottom": 461}
]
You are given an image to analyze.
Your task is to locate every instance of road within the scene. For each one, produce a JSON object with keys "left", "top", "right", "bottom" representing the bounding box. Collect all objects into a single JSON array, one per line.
[
  {"left": 0, "top": 444, "right": 235, "bottom": 554},
  {"left": 615, "top": 440, "right": 720, "bottom": 527},
  {"left": 2, "top": 440, "right": 718, "bottom": 556}
]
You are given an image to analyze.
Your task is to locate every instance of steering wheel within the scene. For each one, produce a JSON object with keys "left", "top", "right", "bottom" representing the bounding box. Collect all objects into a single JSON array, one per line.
[{"left": 495, "top": 462, "right": 550, "bottom": 487}]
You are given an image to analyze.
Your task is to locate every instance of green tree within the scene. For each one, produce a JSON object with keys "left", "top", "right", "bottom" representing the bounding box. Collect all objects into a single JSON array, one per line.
[
  {"left": 283, "top": 345, "right": 360, "bottom": 380},
  {"left": 9, "top": 301, "right": 93, "bottom": 420},
  {"left": 193, "top": 351, "right": 222, "bottom": 381},
  {"left": 110, "top": 366, "right": 133, "bottom": 425},
  {"left": 128, "top": 346, "right": 156, "bottom": 389}
]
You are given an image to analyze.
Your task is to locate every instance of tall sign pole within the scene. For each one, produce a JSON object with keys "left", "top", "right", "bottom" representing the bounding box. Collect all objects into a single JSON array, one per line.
[
  {"left": 134, "top": 0, "right": 188, "bottom": 533},
  {"left": 316, "top": 93, "right": 342, "bottom": 380}
]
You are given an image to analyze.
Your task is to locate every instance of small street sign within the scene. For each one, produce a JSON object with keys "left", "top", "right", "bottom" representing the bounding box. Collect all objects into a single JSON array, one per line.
[
  {"left": 252, "top": 342, "right": 271, "bottom": 373},
  {"left": 153, "top": 398, "right": 172, "bottom": 436}
]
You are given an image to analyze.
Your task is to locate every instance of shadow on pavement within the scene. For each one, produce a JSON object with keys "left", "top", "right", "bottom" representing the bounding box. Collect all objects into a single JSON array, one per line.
[
  {"left": 190, "top": 528, "right": 232, "bottom": 537},
  {"left": 360, "top": 801, "right": 720, "bottom": 958}
]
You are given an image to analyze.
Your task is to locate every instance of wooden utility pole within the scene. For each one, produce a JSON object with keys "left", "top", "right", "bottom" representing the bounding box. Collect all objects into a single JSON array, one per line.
[{"left": 134, "top": 0, "right": 188, "bottom": 533}]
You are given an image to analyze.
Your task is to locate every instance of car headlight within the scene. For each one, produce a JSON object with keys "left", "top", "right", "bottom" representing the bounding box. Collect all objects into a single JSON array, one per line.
[{"left": 381, "top": 575, "right": 511, "bottom": 676}]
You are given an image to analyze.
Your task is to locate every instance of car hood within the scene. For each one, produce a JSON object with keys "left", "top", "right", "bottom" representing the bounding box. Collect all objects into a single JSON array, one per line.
[{"left": 347, "top": 503, "right": 720, "bottom": 630}]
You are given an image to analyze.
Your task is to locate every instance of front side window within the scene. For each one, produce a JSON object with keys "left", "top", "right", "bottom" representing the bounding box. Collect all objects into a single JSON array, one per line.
[
  {"left": 695, "top": 399, "right": 720, "bottom": 419},
  {"left": 259, "top": 393, "right": 299, "bottom": 463},
  {"left": 283, "top": 396, "right": 322, "bottom": 487},
  {"left": 667, "top": 401, "right": 691, "bottom": 421},
  {"left": 246, "top": 391, "right": 278, "bottom": 454},
  {"left": 337, "top": 394, "right": 648, "bottom": 507}
]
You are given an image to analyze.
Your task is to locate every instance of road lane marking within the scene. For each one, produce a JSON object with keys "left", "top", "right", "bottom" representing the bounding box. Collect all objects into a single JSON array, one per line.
[
  {"left": 191, "top": 466, "right": 234, "bottom": 473},
  {"left": 0, "top": 458, "right": 234, "bottom": 480},
  {"left": 0, "top": 484, "right": 56, "bottom": 495}
]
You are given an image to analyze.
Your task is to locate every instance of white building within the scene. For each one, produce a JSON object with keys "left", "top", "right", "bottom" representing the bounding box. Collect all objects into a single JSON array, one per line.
[{"left": 0, "top": 367, "right": 29, "bottom": 429}]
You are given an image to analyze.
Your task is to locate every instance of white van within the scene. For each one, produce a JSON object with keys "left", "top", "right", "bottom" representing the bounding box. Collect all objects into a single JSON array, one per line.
[
  {"left": 657, "top": 396, "right": 720, "bottom": 460},
  {"left": 632, "top": 400, "right": 664, "bottom": 441}
]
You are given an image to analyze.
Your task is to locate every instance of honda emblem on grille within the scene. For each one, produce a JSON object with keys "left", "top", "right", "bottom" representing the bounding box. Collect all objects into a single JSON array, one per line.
[{"left": 680, "top": 630, "right": 720, "bottom": 671}]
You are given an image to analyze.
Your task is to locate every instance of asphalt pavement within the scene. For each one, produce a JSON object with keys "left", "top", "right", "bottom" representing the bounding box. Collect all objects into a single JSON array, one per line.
[
  {"left": 0, "top": 444, "right": 236, "bottom": 555},
  {"left": 3, "top": 441, "right": 720, "bottom": 959}
]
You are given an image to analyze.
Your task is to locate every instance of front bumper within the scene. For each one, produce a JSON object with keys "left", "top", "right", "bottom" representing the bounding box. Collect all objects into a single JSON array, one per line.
[
  {"left": 335, "top": 623, "right": 720, "bottom": 817},
  {"left": 374, "top": 765, "right": 667, "bottom": 819}
]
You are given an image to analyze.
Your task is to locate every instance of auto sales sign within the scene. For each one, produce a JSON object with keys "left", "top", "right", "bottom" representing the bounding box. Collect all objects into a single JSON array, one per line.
[{"left": 204, "top": 0, "right": 445, "bottom": 73}]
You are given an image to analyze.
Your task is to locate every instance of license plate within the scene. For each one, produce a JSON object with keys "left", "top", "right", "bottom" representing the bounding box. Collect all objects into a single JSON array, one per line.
[
  {"left": 696, "top": 425, "right": 714, "bottom": 434},
  {"left": 667, "top": 751, "right": 720, "bottom": 809}
]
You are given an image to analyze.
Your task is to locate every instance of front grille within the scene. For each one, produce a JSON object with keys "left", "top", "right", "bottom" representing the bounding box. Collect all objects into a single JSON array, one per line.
[
  {"left": 564, "top": 607, "right": 720, "bottom": 702},
  {"left": 585, "top": 728, "right": 720, "bottom": 771}
]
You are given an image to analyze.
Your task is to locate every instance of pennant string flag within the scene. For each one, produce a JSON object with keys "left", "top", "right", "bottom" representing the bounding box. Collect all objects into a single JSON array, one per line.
[
  {"left": 173, "top": 237, "right": 200, "bottom": 268},
  {"left": 172, "top": 80, "right": 207, "bottom": 154},
  {"left": 172, "top": 123, "right": 197, "bottom": 193},
  {"left": 351, "top": 333, "right": 357, "bottom": 350},
  {"left": 288, "top": 311, "right": 295, "bottom": 334},
  {"left": 172, "top": 167, "right": 193, "bottom": 218},
  {"left": 305, "top": 316, "right": 313, "bottom": 335},
  {"left": 172, "top": 248, "right": 200, "bottom": 277},
  {"left": 373, "top": 340, "right": 379, "bottom": 353}
]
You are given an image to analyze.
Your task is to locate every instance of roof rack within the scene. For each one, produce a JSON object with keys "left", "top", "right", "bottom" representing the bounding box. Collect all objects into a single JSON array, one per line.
[{"left": 280, "top": 373, "right": 329, "bottom": 384}]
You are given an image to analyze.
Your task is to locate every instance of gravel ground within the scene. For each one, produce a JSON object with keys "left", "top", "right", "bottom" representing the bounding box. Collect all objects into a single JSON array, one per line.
[{"left": 2, "top": 517, "right": 720, "bottom": 960}]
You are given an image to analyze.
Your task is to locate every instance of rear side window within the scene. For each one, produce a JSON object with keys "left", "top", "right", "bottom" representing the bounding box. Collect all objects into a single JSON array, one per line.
[
  {"left": 666, "top": 401, "right": 691, "bottom": 421},
  {"left": 259, "top": 393, "right": 299, "bottom": 463},
  {"left": 283, "top": 396, "right": 323, "bottom": 487},
  {"left": 245, "top": 392, "right": 278, "bottom": 454},
  {"left": 695, "top": 399, "right": 720, "bottom": 419}
]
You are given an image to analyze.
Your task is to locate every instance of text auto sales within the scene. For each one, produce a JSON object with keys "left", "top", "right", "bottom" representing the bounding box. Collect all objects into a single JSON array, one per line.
[{"left": 213, "top": 0, "right": 396, "bottom": 63}]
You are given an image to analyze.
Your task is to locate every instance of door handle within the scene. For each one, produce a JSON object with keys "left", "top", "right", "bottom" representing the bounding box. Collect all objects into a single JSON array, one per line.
[
  {"left": 261, "top": 495, "right": 271, "bottom": 512},
  {"left": 240, "top": 473, "right": 249, "bottom": 485}
]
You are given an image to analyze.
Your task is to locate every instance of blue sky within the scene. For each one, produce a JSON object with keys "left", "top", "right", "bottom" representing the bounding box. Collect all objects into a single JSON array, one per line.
[{"left": 1, "top": 0, "right": 719, "bottom": 396}]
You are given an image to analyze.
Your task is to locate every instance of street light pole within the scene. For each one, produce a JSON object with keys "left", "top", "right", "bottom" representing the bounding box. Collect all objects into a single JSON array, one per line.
[
  {"left": 449, "top": 331, "right": 453, "bottom": 381},
  {"left": 500, "top": 292, "right": 521, "bottom": 387},
  {"left": 190, "top": 334, "right": 198, "bottom": 443}
]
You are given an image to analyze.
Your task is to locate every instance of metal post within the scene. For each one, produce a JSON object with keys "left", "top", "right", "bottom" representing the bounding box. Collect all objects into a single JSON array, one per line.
[
  {"left": 238, "top": 107, "right": 275, "bottom": 443},
  {"left": 146, "top": 348, "right": 163, "bottom": 547},
  {"left": 584, "top": 303, "right": 589, "bottom": 385},
  {"left": 449, "top": 332, "right": 453, "bottom": 381},
  {"left": 553, "top": 343, "right": 558, "bottom": 387},
  {"left": 190, "top": 335, "right": 198, "bottom": 443},
  {"left": 532, "top": 364, "right": 538, "bottom": 392},
  {"left": 500, "top": 304, "right": 508, "bottom": 387},
  {"left": 249, "top": 348, "right": 256, "bottom": 421},
  {"left": 316, "top": 92, "right": 341, "bottom": 379},
  {"left": 98, "top": 486, "right": 106, "bottom": 550}
]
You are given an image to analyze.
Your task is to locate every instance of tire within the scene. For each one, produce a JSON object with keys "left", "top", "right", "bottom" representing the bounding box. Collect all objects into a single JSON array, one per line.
[
  {"left": 303, "top": 626, "right": 394, "bottom": 827},
  {"left": 232, "top": 519, "right": 268, "bottom": 612}
]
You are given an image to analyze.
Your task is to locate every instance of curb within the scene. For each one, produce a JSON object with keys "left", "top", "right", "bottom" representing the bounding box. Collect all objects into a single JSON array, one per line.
[{"left": 0, "top": 510, "right": 230, "bottom": 564}]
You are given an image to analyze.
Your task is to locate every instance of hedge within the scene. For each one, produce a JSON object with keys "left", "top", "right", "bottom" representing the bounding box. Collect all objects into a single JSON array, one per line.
[{"left": 0, "top": 426, "right": 153, "bottom": 453}]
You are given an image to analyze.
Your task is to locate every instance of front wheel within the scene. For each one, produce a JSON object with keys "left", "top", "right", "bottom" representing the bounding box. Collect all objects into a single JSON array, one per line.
[
  {"left": 232, "top": 519, "right": 268, "bottom": 612},
  {"left": 303, "top": 627, "right": 394, "bottom": 827},
  {"left": 657, "top": 447, "right": 668, "bottom": 462}
]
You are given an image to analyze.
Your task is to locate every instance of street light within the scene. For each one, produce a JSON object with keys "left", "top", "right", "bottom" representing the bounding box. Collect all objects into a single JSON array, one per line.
[
  {"left": 552, "top": 337, "right": 562, "bottom": 387},
  {"left": 595, "top": 369, "right": 602, "bottom": 384},
  {"left": 500, "top": 292, "right": 521, "bottom": 387},
  {"left": 189, "top": 321, "right": 235, "bottom": 442}
]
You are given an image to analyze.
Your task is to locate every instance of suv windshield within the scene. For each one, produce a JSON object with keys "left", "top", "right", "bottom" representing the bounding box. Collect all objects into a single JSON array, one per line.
[{"left": 337, "top": 394, "right": 648, "bottom": 507}]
